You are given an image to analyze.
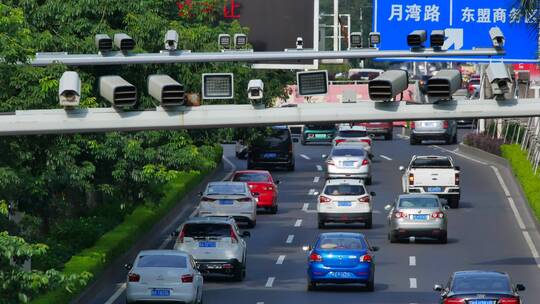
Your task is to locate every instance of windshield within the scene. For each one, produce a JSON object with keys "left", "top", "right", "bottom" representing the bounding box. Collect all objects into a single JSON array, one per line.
[
  {"left": 206, "top": 183, "right": 246, "bottom": 195},
  {"left": 331, "top": 148, "right": 366, "bottom": 157},
  {"left": 399, "top": 197, "right": 439, "bottom": 208},
  {"left": 137, "top": 255, "right": 187, "bottom": 268},
  {"left": 338, "top": 130, "right": 368, "bottom": 137},
  {"left": 324, "top": 185, "right": 365, "bottom": 196},
  {"left": 183, "top": 223, "right": 231, "bottom": 238},
  {"left": 317, "top": 237, "right": 366, "bottom": 250},
  {"left": 451, "top": 275, "right": 512, "bottom": 294},
  {"left": 233, "top": 173, "right": 270, "bottom": 182},
  {"left": 411, "top": 158, "right": 452, "bottom": 168}
]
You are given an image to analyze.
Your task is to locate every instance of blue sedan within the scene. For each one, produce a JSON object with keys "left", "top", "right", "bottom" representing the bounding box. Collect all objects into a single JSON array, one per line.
[{"left": 305, "top": 232, "right": 379, "bottom": 291}]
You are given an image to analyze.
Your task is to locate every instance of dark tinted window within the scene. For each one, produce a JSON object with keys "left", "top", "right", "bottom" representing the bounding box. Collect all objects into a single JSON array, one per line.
[
  {"left": 317, "top": 237, "right": 366, "bottom": 250},
  {"left": 233, "top": 173, "right": 270, "bottom": 182},
  {"left": 206, "top": 183, "right": 246, "bottom": 195},
  {"left": 399, "top": 197, "right": 439, "bottom": 208},
  {"left": 338, "top": 130, "right": 368, "bottom": 137},
  {"left": 183, "top": 223, "right": 231, "bottom": 238},
  {"left": 331, "top": 148, "right": 365, "bottom": 157},
  {"left": 137, "top": 255, "right": 187, "bottom": 268},
  {"left": 305, "top": 124, "right": 336, "bottom": 131},
  {"left": 451, "top": 275, "right": 512, "bottom": 294},
  {"left": 411, "top": 158, "right": 452, "bottom": 168},
  {"left": 324, "top": 185, "right": 365, "bottom": 196}
]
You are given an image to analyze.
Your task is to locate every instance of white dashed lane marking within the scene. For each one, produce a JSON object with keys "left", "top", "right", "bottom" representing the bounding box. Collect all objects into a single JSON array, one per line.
[
  {"left": 380, "top": 154, "right": 392, "bottom": 161},
  {"left": 265, "top": 277, "right": 275, "bottom": 288},
  {"left": 409, "top": 256, "right": 416, "bottom": 266},
  {"left": 409, "top": 278, "right": 417, "bottom": 289},
  {"left": 286, "top": 235, "right": 295, "bottom": 244},
  {"left": 300, "top": 154, "right": 311, "bottom": 160},
  {"left": 313, "top": 176, "right": 320, "bottom": 183},
  {"left": 276, "top": 255, "right": 286, "bottom": 265},
  {"left": 316, "top": 165, "right": 323, "bottom": 171},
  {"left": 294, "top": 219, "right": 303, "bottom": 227}
]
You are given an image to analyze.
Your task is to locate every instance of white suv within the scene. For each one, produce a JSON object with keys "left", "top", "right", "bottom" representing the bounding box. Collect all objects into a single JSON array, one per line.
[
  {"left": 173, "top": 217, "right": 250, "bottom": 281},
  {"left": 317, "top": 179, "right": 376, "bottom": 229}
]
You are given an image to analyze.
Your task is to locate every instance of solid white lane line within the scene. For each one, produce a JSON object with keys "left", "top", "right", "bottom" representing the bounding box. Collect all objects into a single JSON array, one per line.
[
  {"left": 313, "top": 176, "right": 320, "bottom": 183},
  {"left": 222, "top": 155, "right": 237, "bottom": 180},
  {"left": 302, "top": 203, "right": 309, "bottom": 211},
  {"left": 104, "top": 283, "right": 126, "bottom": 304},
  {"left": 409, "top": 278, "right": 417, "bottom": 289},
  {"left": 276, "top": 255, "right": 286, "bottom": 265},
  {"left": 308, "top": 188, "right": 315, "bottom": 195},
  {"left": 316, "top": 165, "right": 323, "bottom": 171},
  {"left": 491, "top": 166, "right": 512, "bottom": 197},
  {"left": 159, "top": 236, "right": 172, "bottom": 249},
  {"left": 286, "top": 235, "right": 294, "bottom": 244},
  {"left": 380, "top": 154, "right": 392, "bottom": 161},
  {"left": 409, "top": 256, "right": 416, "bottom": 266},
  {"left": 433, "top": 145, "right": 487, "bottom": 165},
  {"left": 294, "top": 219, "right": 303, "bottom": 227},
  {"left": 265, "top": 277, "right": 275, "bottom": 288},
  {"left": 301, "top": 154, "right": 311, "bottom": 160},
  {"left": 523, "top": 231, "right": 540, "bottom": 259}
]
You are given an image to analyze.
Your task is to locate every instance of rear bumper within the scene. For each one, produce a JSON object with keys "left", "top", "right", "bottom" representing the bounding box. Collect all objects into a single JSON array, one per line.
[
  {"left": 308, "top": 263, "right": 372, "bottom": 282},
  {"left": 249, "top": 159, "right": 293, "bottom": 167},
  {"left": 407, "top": 187, "right": 460, "bottom": 199},
  {"left": 198, "top": 211, "right": 256, "bottom": 222},
  {"left": 327, "top": 172, "right": 370, "bottom": 179},
  {"left": 366, "top": 128, "right": 392, "bottom": 135},
  {"left": 126, "top": 284, "right": 196, "bottom": 303},
  {"left": 391, "top": 228, "right": 447, "bottom": 239},
  {"left": 411, "top": 131, "right": 450, "bottom": 140},
  {"left": 196, "top": 259, "right": 242, "bottom": 275},
  {"left": 318, "top": 212, "right": 372, "bottom": 223}
]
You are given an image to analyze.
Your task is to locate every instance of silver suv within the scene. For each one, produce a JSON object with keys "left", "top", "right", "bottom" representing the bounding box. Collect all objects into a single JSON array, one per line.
[
  {"left": 173, "top": 217, "right": 250, "bottom": 281},
  {"left": 410, "top": 120, "right": 457, "bottom": 145}
]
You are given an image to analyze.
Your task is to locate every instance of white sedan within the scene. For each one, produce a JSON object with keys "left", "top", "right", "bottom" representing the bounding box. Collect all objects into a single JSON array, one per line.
[{"left": 126, "top": 250, "right": 204, "bottom": 304}]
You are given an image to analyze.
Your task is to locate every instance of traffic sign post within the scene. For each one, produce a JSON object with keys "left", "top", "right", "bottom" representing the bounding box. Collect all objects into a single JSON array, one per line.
[{"left": 374, "top": 0, "right": 539, "bottom": 62}]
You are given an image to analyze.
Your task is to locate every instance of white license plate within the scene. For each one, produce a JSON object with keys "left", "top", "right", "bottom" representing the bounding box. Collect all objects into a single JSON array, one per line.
[{"left": 342, "top": 161, "right": 355, "bottom": 167}]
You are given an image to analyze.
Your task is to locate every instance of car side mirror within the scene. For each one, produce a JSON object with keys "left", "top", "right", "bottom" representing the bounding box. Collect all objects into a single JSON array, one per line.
[
  {"left": 322, "top": 154, "right": 328, "bottom": 159},
  {"left": 275, "top": 180, "right": 280, "bottom": 185},
  {"left": 302, "top": 245, "right": 312, "bottom": 252},
  {"left": 371, "top": 246, "right": 379, "bottom": 252},
  {"left": 171, "top": 230, "right": 180, "bottom": 237},
  {"left": 516, "top": 284, "right": 526, "bottom": 291},
  {"left": 399, "top": 166, "right": 405, "bottom": 171},
  {"left": 370, "top": 192, "right": 376, "bottom": 197},
  {"left": 443, "top": 205, "right": 450, "bottom": 210},
  {"left": 313, "top": 191, "right": 319, "bottom": 196},
  {"left": 433, "top": 284, "right": 443, "bottom": 292},
  {"left": 242, "top": 231, "right": 251, "bottom": 238},
  {"left": 124, "top": 263, "right": 133, "bottom": 270},
  {"left": 384, "top": 204, "right": 392, "bottom": 211},
  {"left": 252, "top": 192, "right": 260, "bottom": 197},
  {"left": 454, "top": 166, "right": 460, "bottom": 171},
  {"left": 197, "top": 191, "right": 203, "bottom": 197},
  {"left": 292, "top": 138, "right": 299, "bottom": 143}
]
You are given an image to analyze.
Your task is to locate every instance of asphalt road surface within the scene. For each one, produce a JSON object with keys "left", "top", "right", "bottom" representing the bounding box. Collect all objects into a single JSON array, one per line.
[{"left": 84, "top": 129, "right": 540, "bottom": 304}]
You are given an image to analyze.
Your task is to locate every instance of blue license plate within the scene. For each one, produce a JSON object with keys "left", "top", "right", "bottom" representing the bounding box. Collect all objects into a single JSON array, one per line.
[
  {"left": 151, "top": 289, "right": 170, "bottom": 297},
  {"left": 329, "top": 271, "right": 355, "bottom": 278},
  {"left": 427, "top": 187, "right": 442, "bottom": 192},
  {"left": 469, "top": 301, "right": 496, "bottom": 304},
  {"left": 343, "top": 161, "right": 355, "bottom": 167},
  {"left": 219, "top": 199, "right": 234, "bottom": 205},
  {"left": 338, "top": 201, "right": 352, "bottom": 207},
  {"left": 412, "top": 214, "right": 428, "bottom": 220},
  {"left": 199, "top": 241, "right": 217, "bottom": 248},
  {"left": 263, "top": 153, "right": 277, "bottom": 159}
]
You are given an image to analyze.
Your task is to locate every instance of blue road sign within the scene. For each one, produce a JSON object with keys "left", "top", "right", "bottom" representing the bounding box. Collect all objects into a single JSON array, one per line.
[{"left": 373, "top": 0, "right": 539, "bottom": 62}]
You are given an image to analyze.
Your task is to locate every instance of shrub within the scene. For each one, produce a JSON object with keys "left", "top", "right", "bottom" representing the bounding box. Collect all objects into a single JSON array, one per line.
[{"left": 463, "top": 132, "right": 504, "bottom": 155}]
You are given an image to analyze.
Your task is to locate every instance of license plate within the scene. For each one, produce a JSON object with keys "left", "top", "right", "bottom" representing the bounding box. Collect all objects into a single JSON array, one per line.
[
  {"left": 427, "top": 187, "right": 442, "bottom": 192},
  {"left": 263, "top": 153, "right": 277, "bottom": 159},
  {"left": 219, "top": 199, "right": 234, "bottom": 205},
  {"left": 469, "top": 301, "right": 496, "bottom": 304},
  {"left": 329, "top": 271, "right": 355, "bottom": 278},
  {"left": 199, "top": 241, "right": 216, "bottom": 248},
  {"left": 315, "top": 134, "right": 326, "bottom": 138},
  {"left": 412, "top": 214, "right": 428, "bottom": 220},
  {"left": 338, "top": 201, "right": 352, "bottom": 207},
  {"left": 151, "top": 289, "right": 170, "bottom": 297},
  {"left": 343, "top": 161, "right": 355, "bottom": 167},
  {"left": 423, "top": 122, "right": 438, "bottom": 127}
]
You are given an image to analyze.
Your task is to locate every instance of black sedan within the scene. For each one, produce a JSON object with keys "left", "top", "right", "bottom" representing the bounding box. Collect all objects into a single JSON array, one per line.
[{"left": 434, "top": 270, "right": 525, "bottom": 304}]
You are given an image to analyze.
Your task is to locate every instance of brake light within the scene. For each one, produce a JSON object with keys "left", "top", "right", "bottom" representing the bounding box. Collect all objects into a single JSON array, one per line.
[
  {"left": 410, "top": 121, "right": 415, "bottom": 129},
  {"left": 309, "top": 253, "right": 323, "bottom": 262},
  {"left": 177, "top": 228, "right": 185, "bottom": 243},
  {"left": 181, "top": 274, "right": 194, "bottom": 283},
  {"left": 201, "top": 197, "right": 217, "bottom": 202},
  {"left": 319, "top": 196, "right": 331, "bottom": 203},
  {"left": 499, "top": 298, "right": 520, "bottom": 304},
  {"left": 431, "top": 211, "right": 445, "bottom": 219},
  {"left": 455, "top": 173, "right": 460, "bottom": 185},
  {"left": 443, "top": 121, "right": 449, "bottom": 129},
  {"left": 361, "top": 159, "right": 369, "bottom": 166},
  {"left": 237, "top": 197, "right": 252, "bottom": 202},
  {"left": 393, "top": 211, "right": 407, "bottom": 218},
  {"left": 360, "top": 254, "right": 372, "bottom": 263},
  {"left": 361, "top": 138, "right": 372, "bottom": 145},
  {"left": 358, "top": 196, "right": 370, "bottom": 203},
  {"left": 408, "top": 173, "right": 414, "bottom": 185},
  {"left": 263, "top": 186, "right": 273, "bottom": 191},
  {"left": 335, "top": 139, "right": 346, "bottom": 145},
  {"left": 230, "top": 227, "right": 238, "bottom": 243},
  {"left": 128, "top": 273, "right": 140, "bottom": 282},
  {"left": 326, "top": 159, "right": 335, "bottom": 166},
  {"left": 442, "top": 298, "right": 465, "bottom": 304}
]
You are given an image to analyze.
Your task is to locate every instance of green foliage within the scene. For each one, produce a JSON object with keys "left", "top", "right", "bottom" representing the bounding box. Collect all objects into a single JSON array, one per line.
[{"left": 501, "top": 144, "right": 540, "bottom": 222}]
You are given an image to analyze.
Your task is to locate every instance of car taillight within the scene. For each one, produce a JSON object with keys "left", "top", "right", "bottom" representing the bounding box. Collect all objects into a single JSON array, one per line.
[
  {"left": 394, "top": 211, "right": 407, "bottom": 219},
  {"left": 177, "top": 228, "right": 185, "bottom": 243},
  {"left": 361, "top": 138, "right": 372, "bottom": 145},
  {"left": 408, "top": 174, "right": 414, "bottom": 185},
  {"left": 309, "top": 253, "right": 323, "bottom": 262},
  {"left": 358, "top": 196, "right": 370, "bottom": 203},
  {"left": 360, "top": 254, "right": 372, "bottom": 263},
  {"left": 128, "top": 273, "right": 140, "bottom": 282},
  {"left": 326, "top": 159, "right": 335, "bottom": 166},
  {"left": 455, "top": 173, "right": 460, "bottom": 185},
  {"left": 361, "top": 159, "right": 369, "bottom": 166},
  {"left": 335, "top": 139, "right": 346, "bottom": 145},
  {"left": 319, "top": 196, "right": 331, "bottom": 203},
  {"left": 410, "top": 121, "right": 415, "bottom": 129},
  {"left": 237, "top": 197, "right": 252, "bottom": 202},
  {"left": 181, "top": 274, "right": 194, "bottom": 283},
  {"left": 262, "top": 186, "right": 273, "bottom": 191},
  {"left": 442, "top": 298, "right": 465, "bottom": 304},
  {"left": 443, "top": 121, "right": 449, "bottom": 129},
  {"left": 201, "top": 197, "right": 217, "bottom": 202},
  {"left": 230, "top": 227, "right": 239, "bottom": 243},
  {"left": 499, "top": 298, "right": 520, "bottom": 304},
  {"left": 431, "top": 211, "right": 445, "bottom": 219}
]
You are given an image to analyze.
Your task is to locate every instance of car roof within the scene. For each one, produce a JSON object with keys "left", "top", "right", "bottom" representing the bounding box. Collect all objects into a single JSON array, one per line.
[
  {"left": 333, "top": 143, "right": 367, "bottom": 149},
  {"left": 338, "top": 125, "right": 367, "bottom": 131},
  {"left": 207, "top": 181, "right": 246, "bottom": 186},
  {"left": 319, "top": 232, "right": 366, "bottom": 239},
  {"left": 183, "top": 216, "right": 235, "bottom": 225},
  {"left": 234, "top": 170, "right": 270, "bottom": 175},
  {"left": 324, "top": 179, "right": 364, "bottom": 186},
  {"left": 137, "top": 249, "right": 189, "bottom": 256},
  {"left": 414, "top": 155, "right": 450, "bottom": 159},
  {"left": 398, "top": 193, "right": 439, "bottom": 200},
  {"left": 453, "top": 270, "right": 509, "bottom": 278}
]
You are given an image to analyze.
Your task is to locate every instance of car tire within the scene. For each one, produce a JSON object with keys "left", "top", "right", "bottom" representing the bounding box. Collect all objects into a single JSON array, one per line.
[
  {"left": 448, "top": 197, "right": 460, "bottom": 209},
  {"left": 301, "top": 139, "right": 306, "bottom": 145},
  {"left": 318, "top": 220, "right": 325, "bottom": 229},
  {"left": 247, "top": 219, "right": 256, "bottom": 228},
  {"left": 365, "top": 177, "right": 372, "bottom": 185},
  {"left": 288, "top": 162, "right": 295, "bottom": 171},
  {"left": 365, "top": 216, "right": 373, "bottom": 229},
  {"left": 410, "top": 136, "right": 418, "bottom": 145},
  {"left": 452, "top": 133, "right": 458, "bottom": 144},
  {"left": 307, "top": 279, "right": 317, "bottom": 291},
  {"left": 233, "top": 264, "right": 246, "bottom": 281},
  {"left": 366, "top": 272, "right": 375, "bottom": 292},
  {"left": 385, "top": 133, "right": 393, "bottom": 140},
  {"left": 270, "top": 205, "right": 278, "bottom": 214},
  {"left": 439, "top": 231, "right": 448, "bottom": 244},
  {"left": 389, "top": 231, "right": 398, "bottom": 243},
  {"left": 235, "top": 152, "right": 240, "bottom": 158}
]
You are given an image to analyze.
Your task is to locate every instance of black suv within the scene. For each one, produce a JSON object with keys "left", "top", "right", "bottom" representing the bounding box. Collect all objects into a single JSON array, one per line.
[{"left": 247, "top": 126, "right": 296, "bottom": 171}]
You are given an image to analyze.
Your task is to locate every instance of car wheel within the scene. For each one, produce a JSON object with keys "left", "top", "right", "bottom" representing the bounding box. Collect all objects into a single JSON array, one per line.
[
  {"left": 365, "top": 217, "right": 373, "bottom": 229},
  {"left": 288, "top": 162, "right": 295, "bottom": 171},
  {"left": 389, "top": 231, "right": 398, "bottom": 243},
  {"left": 365, "top": 177, "right": 372, "bottom": 185},
  {"left": 452, "top": 133, "right": 458, "bottom": 144},
  {"left": 307, "top": 279, "right": 317, "bottom": 291},
  {"left": 439, "top": 231, "right": 448, "bottom": 244},
  {"left": 448, "top": 198, "right": 459, "bottom": 209},
  {"left": 247, "top": 219, "right": 256, "bottom": 228},
  {"left": 270, "top": 205, "right": 278, "bottom": 214},
  {"left": 385, "top": 133, "right": 393, "bottom": 140},
  {"left": 233, "top": 264, "right": 245, "bottom": 281},
  {"left": 366, "top": 274, "right": 375, "bottom": 292},
  {"left": 409, "top": 136, "right": 418, "bottom": 145},
  {"left": 318, "top": 220, "right": 325, "bottom": 229},
  {"left": 235, "top": 152, "right": 240, "bottom": 158},
  {"left": 301, "top": 139, "right": 306, "bottom": 145}
]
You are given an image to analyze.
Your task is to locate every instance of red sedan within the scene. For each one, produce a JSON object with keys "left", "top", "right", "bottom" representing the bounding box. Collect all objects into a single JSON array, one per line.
[{"left": 231, "top": 170, "right": 279, "bottom": 214}]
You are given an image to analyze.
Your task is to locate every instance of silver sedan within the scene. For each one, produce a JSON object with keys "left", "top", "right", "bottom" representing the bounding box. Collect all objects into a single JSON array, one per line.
[
  {"left": 125, "top": 250, "right": 204, "bottom": 304},
  {"left": 324, "top": 144, "right": 372, "bottom": 184},
  {"left": 385, "top": 194, "right": 449, "bottom": 243}
]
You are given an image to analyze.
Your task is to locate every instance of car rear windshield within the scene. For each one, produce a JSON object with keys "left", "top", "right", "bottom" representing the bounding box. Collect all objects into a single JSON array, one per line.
[
  {"left": 137, "top": 255, "right": 187, "bottom": 268},
  {"left": 451, "top": 275, "right": 511, "bottom": 294},
  {"left": 399, "top": 197, "right": 439, "bottom": 208},
  {"left": 206, "top": 184, "right": 246, "bottom": 195},
  {"left": 411, "top": 158, "right": 452, "bottom": 168},
  {"left": 338, "top": 130, "right": 368, "bottom": 137},
  {"left": 324, "top": 185, "right": 365, "bottom": 196},
  {"left": 183, "top": 223, "right": 231, "bottom": 238},
  {"left": 306, "top": 124, "right": 336, "bottom": 130},
  {"left": 233, "top": 173, "right": 269, "bottom": 182},
  {"left": 317, "top": 237, "right": 365, "bottom": 250},
  {"left": 331, "top": 148, "right": 366, "bottom": 157}
]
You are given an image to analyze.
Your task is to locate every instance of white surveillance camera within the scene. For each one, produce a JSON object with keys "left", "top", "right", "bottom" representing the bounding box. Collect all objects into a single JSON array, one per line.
[
  {"left": 489, "top": 27, "right": 505, "bottom": 48},
  {"left": 247, "top": 79, "right": 264, "bottom": 101},
  {"left": 164, "top": 30, "right": 179, "bottom": 51},
  {"left": 296, "top": 37, "right": 303, "bottom": 49},
  {"left": 486, "top": 63, "right": 513, "bottom": 100},
  {"left": 59, "top": 71, "right": 81, "bottom": 107}
]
